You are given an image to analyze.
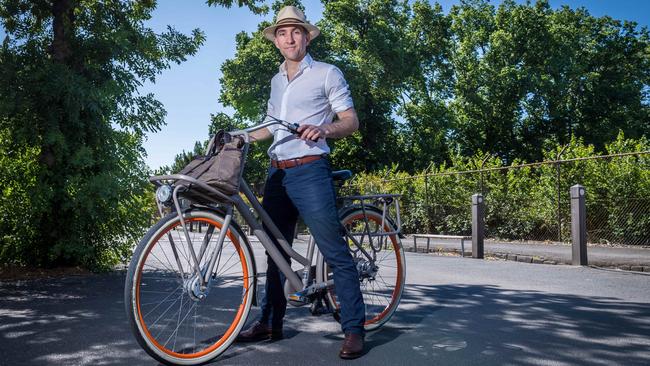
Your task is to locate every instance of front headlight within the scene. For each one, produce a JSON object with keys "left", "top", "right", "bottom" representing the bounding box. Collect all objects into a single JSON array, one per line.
[{"left": 156, "top": 184, "right": 173, "bottom": 204}]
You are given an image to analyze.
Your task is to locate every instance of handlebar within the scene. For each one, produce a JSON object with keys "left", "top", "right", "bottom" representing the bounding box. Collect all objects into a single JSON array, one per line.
[
  {"left": 212, "top": 115, "right": 323, "bottom": 158},
  {"left": 229, "top": 115, "right": 301, "bottom": 142}
]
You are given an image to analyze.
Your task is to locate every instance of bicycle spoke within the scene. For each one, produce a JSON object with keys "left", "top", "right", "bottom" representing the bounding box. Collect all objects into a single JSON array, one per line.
[
  {"left": 218, "top": 276, "right": 251, "bottom": 286},
  {"left": 166, "top": 300, "right": 198, "bottom": 350},
  {"left": 217, "top": 260, "right": 242, "bottom": 278},
  {"left": 148, "top": 251, "right": 178, "bottom": 274},
  {"left": 215, "top": 251, "right": 238, "bottom": 277},
  {"left": 156, "top": 240, "right": 180, "bottom": 273},
  {"left": 140, "top": 284, "right": 184, "bottom": 315},
  {"left": 152, "top": 295, "right": 193, "bottom": 341},
  {"left": 174, "top": 229, "right": 191, "bottom": 267}
]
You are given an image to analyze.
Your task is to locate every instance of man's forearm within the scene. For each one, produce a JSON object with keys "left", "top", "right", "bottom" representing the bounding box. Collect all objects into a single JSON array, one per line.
[
  {"left": 249, "top": 128, "right": 273, "bottom": 143},
  {"left": 323, "top": 109, "right": 359, "bottom": 139}
]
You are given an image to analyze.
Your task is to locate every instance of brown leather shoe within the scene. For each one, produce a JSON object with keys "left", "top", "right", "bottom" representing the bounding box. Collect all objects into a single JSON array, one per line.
[
  {"left": 235, "top": 321, "right": 283, "bottom": 342},
  {"left": 339, "top": 332, "right": 364, "bottom": 359}
]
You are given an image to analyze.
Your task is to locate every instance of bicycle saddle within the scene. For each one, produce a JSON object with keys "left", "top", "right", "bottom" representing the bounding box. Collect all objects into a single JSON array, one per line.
[{"left": 332, "top": 170, "right": 353, "bottom": 181}]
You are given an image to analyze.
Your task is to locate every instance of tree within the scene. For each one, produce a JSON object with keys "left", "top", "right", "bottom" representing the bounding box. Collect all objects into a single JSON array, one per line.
[
  {"left": 316, "top": 0, "right": 410, "bottom": 171},
  {"left": 209, "top": 0, "right": 648, "bottom": 180},
  {"left": 448, "top": 0, "right": 650, "bottom": 162},
  {"left": 399, "top": 0, "right": 454, "bottom": 170},
  {"left": 0, "top": 0, "right": 261, "bottom": 269}
]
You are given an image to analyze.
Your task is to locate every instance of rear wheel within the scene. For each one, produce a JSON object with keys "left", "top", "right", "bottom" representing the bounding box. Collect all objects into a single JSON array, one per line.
[
  {"left": 125, "top": 210, "right": 255, "bottom": 365},
  {"left": 319, "top": 208, "right": 406, "bottom": 331}
]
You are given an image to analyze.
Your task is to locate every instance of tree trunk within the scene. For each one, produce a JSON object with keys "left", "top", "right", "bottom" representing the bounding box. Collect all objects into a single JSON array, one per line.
[{"left": 50, "top": 0, "right": 75, "bottom": 63}]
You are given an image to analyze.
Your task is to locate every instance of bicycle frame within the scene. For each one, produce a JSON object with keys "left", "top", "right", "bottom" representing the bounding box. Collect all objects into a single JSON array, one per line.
[{"left": 148, "top": 118, "right": 402, "bottom": 301}]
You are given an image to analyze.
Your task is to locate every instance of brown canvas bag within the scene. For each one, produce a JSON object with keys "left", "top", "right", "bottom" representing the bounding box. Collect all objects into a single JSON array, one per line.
[{"left": 178, "top": 131, "right": 245, "bottom": 196}]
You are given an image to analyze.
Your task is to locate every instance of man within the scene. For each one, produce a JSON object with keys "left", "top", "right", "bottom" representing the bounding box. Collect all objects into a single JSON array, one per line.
[{"left": 235, "top": 6, "right": 365, "bottom": 359}]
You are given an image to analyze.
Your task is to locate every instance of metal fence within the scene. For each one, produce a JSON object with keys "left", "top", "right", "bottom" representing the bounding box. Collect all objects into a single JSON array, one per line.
[
  {"left": 587, "top": 197, "right": 650, "bottom": 246},
  {"left": 344, "top": 151, "right": 650, "bottom": 246}
]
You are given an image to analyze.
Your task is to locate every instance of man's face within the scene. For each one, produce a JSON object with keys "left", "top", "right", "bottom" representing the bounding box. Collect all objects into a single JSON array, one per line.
[{"left": 273, "top": 25, "right": 310, "bottom": 62}]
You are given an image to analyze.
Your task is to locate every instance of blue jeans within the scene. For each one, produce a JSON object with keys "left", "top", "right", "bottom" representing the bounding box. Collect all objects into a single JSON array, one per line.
[{"left": 258, "top": 158, "right": 365, "bottom": 335}]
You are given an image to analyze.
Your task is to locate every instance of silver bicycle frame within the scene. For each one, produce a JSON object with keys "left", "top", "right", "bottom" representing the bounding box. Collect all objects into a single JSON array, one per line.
[
  {"left": 149, "top": 119, "right": 401, "bottom": 296},
  {"left": 149, "top": 119, "right": 313, "bottom": 292}
]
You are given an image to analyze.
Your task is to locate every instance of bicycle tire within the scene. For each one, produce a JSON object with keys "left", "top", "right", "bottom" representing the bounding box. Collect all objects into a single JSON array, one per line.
[
  {"left": 318, "top": 206, "right": 406, "bottom": 331},
  {"left": 125, "top": 209, "right": 255, "bottom": 365}
]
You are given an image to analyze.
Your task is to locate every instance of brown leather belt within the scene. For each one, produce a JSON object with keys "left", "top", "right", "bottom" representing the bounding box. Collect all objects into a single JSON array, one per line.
[{"left": 271, "top": 155, "right": 324, "bottom": 169}]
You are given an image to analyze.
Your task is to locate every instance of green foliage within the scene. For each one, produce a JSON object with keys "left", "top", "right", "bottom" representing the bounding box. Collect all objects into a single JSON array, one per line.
[
  {"left": 0, "top": 129, "right": 42, "bottom": 262},
  {"left": 214, "top": 0, "right": 649, "bottom": 180},
  {"left": 347, "top": 134, "right": 650, "bottom": 246},
  {"left": 206, "top": 0, "right": 268, "bottom": 15},
  {"left": 0, "top": 0, "right": 264, "bottom": 269},
  {"left": 449, "top": 0, "right": 650, "bottom": 162}
]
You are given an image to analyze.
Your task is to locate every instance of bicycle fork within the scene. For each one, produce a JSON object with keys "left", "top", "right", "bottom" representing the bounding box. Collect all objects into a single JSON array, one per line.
[{"left": 162, "top": 186, "right": 235, "bottom": 300}]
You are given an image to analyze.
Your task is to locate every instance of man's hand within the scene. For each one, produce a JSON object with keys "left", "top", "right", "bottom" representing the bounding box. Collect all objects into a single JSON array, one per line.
[
  {"left": 295, "top": 108, "right": 359, "bottom": 141},
  {"left": 297, "top": 124, "right": 326, "bottom": 141}
]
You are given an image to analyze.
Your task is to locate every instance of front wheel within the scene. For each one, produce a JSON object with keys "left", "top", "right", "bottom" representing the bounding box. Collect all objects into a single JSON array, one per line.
[
  {"left": 318, "top": 207, "right": 406, "bottom": 331},
  {"left": 125, "top": 210, "right": 255, "bottom": 365}
]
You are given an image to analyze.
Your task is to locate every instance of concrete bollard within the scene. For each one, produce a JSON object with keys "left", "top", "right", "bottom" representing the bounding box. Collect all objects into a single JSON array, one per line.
[
  {"left": 570, "top": 185, "right": 588, "bottom": 265},
  {"left": 472, "top": 194, "right": 484, "bottom": 259}
]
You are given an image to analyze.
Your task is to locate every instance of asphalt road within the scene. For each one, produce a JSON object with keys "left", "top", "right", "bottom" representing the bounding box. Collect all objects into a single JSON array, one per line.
[{"left": 1, "top": 247, "right": 650, "bottom": 366}]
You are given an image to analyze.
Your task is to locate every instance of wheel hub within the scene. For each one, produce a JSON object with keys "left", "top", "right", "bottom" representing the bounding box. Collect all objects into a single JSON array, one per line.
[
  {"left": 354, "top": 257, "right": 378, "bottom": 280},
  {"left": 185, "top": 271, "right": 211, "bottom": 301}
]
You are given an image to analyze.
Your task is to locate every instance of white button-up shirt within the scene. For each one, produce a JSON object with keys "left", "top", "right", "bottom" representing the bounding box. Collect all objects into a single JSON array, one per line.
[{"left": 266, "top": 53, "right": 354, "bottom": 160}]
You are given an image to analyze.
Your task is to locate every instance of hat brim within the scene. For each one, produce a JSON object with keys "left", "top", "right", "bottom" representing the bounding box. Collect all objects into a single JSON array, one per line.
[{"left": 263, "top": 22, "right": 320, "bottom": 41}]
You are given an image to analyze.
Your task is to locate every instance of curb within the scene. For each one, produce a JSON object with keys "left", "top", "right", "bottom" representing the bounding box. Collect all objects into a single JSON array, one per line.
[{"left": 403, "top": 246, "right": 650, "bottom": 273}]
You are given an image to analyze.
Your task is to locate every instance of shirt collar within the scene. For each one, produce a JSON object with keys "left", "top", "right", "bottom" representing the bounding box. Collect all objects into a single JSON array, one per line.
[{"left": 279, "top": 53, "right": 314, "bottom": 76}]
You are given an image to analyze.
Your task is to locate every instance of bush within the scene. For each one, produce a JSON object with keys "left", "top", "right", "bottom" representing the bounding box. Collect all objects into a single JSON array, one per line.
[{"left": 343, "top": 133, "right": 650, "bottom": 245}]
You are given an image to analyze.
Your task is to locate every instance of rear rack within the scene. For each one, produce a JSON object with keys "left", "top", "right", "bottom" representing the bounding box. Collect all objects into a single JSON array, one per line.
[{"left": 339, "top": 193, "right": 402, "bottom": 236}]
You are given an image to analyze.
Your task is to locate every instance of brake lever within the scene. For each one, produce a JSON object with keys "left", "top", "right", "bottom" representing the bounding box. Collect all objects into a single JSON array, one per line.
[{"left": 286, "top": 122, "right": 300, "bottom": 134}]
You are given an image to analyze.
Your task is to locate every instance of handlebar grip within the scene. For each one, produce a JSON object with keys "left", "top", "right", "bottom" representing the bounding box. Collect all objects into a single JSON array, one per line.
[{"left": 282, "top": 120, "right": 321, "bottom": 142}]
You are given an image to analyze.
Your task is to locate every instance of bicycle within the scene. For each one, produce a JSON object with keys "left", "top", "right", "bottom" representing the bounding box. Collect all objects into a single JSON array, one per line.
[{"left": 124, "top": 118, "right": 406, "bottom": 365}]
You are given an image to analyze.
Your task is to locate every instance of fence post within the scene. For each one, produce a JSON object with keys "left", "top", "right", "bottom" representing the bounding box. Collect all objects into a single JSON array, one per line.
[
  {"left": 479, "top": 154, "right": 491, "bottom": 196},
  {"left": 570, "top": 184, "right": 588, "bottom": 265},
  {"left": 555, "top": 146, "right": 567, "bottom": 242},
  {"left": 424, "top": 173, "right": 430, "bottom": 232},
  {"left": 471, "top": 194, "right": 484, "bottom": 259}
]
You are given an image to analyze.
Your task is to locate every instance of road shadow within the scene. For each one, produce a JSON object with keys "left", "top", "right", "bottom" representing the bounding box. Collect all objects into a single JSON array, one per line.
[
  {"left": 1, "top": 274, "right": 649, "bottom": 365},
  {"left": 385, "top": 283, "right": 650, "bottom": 365}
]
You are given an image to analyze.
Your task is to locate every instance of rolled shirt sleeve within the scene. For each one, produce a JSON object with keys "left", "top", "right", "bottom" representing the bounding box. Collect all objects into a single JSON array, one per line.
[
  {"left": 325, "top": 66, "right": 354, "bottom": 113},
  {"left": 265, "top": 99, "right": 278, "bottom": 134}
]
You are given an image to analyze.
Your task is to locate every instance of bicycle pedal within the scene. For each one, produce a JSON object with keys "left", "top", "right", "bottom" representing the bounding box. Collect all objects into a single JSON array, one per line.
[{"left": 288, "top": 292, "right": 307, "bottom": 303}]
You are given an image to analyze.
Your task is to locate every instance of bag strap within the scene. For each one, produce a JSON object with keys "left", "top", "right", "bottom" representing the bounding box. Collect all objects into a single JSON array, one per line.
[{"left": 205, "top": 130, "right": 228, "bottom": 157}]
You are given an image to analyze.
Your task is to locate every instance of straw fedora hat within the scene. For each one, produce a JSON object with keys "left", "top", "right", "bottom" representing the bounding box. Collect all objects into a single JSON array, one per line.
[{"left": 263, "top": 6, "right": 320, "bottom": 41}]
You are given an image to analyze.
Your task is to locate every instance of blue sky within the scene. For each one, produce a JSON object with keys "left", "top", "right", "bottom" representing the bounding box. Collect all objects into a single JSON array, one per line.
[{"left": 1, "top": 1, "right": 648, "bottom": 169}]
